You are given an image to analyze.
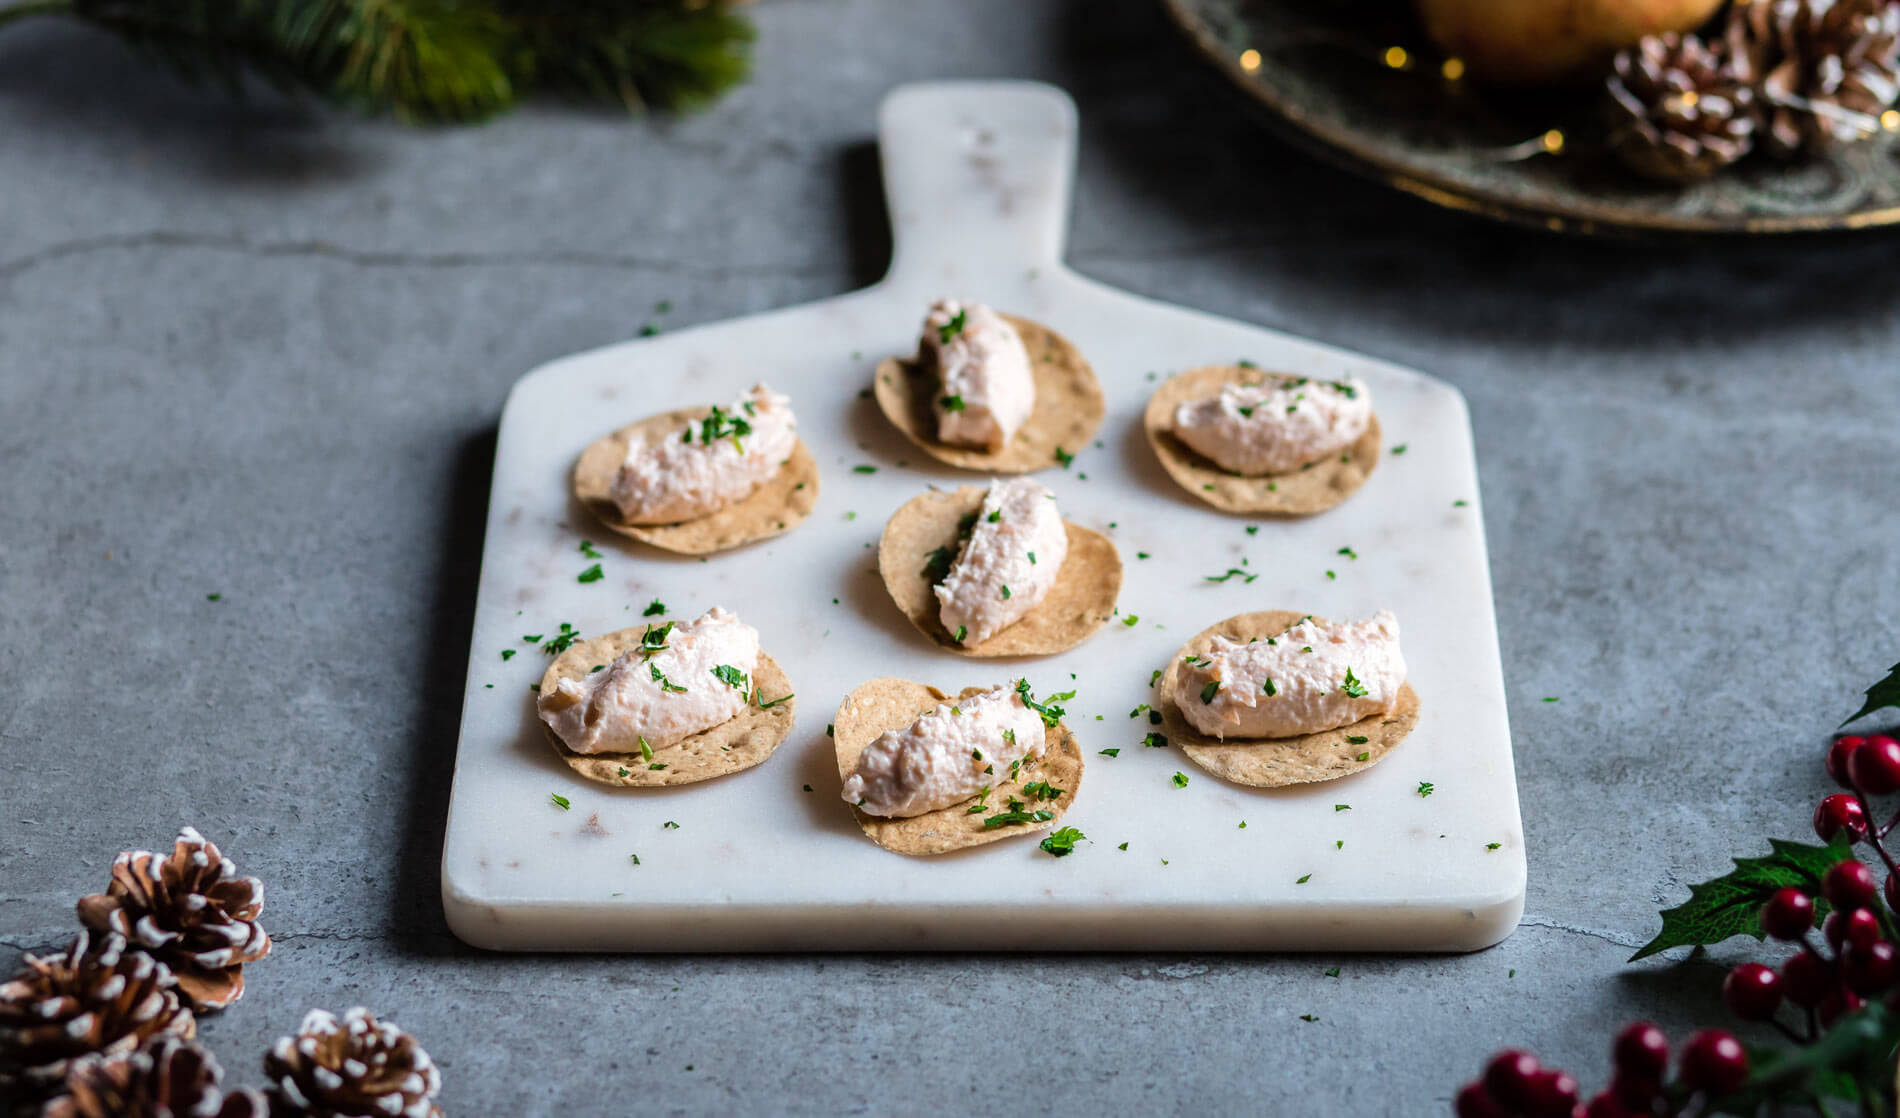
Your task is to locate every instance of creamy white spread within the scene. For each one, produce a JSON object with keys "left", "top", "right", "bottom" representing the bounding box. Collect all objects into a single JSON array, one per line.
[
  {"left": 842, "top": 684, "right": 1048, "bottom": 818},
  {"left": 610, "top": 384, "right": 797, "bottom": 524},
  {"left": 538, "top": 607, "right": 759, "bottom": 754},
  {"left": 1174, "top": 611, "right": 1405, "bottom": 739},
  {"left": 935, "top": 478, "right": 1069, "bottom": 646},
  {"left": 1172, "top": 374, "right": 1370, "bottom": 476},
  {"left": 922, "top": 299, "right": 1034, "bottom": 451}
]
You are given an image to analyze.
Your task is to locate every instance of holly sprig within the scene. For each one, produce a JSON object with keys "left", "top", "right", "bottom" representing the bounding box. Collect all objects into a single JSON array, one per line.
[
  {"left": 0, "top": 0, "right": 753, "bottom": 123},
  {"left": 1631, "top": 838, "right": 1852, "bottom": 962},
  {"left": 1454, "top": 671, "right": 1900, "bottom": 1117}
]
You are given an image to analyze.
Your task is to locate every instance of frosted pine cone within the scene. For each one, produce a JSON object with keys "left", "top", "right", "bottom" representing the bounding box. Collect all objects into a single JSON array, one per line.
[
  {"left": 0, "top": 931, "right": 195, "bottom": 1107},
  {"left": 77, "top": 827, "right": 271, "bottom": 1010},
  {"left": 44, "top": 1036, "right": 267, "bottom": 1118},
  {"left": 1607, "top": 31, "right": 1758, "bottom": 181},
  {"left": 265, "top": 1008, "right": 443, "bottom": 1118}
]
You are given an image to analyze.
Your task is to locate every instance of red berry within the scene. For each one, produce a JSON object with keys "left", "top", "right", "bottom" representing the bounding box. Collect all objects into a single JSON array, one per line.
[
  {"left": 1611, "top": 1021, "right": 1670, "bottom": 1080},
  {"left": 1722, "top": 962, "right": 1783, "bottom": 1021},
  {"left": 1679, "top": 1029, "right": 1749, "bottom": 1096},
  {"left": 1483, "top": 1050, "right": 1542, "bottom": 1109},
  {"left": 1842, "top": 940, "right": 1898, "bottom": 996},
  {"left": 1815, "top": 794, "right": 1870, "bottom": 843},
  {"left": 1521, "top": 1069, "right": 1581, "bottom": 1117},
  {"left": 1849, "top": 736, "right": 1900, "bottom": 794},
  {"left": 1827, "top": 907, "right": 1882, "bottom": 950},
  {"left": 1456, "top": 1082, "right": 1510, "bottom": 1118},
  {"left": 1828, "top": 735, "right": 1867, "bottom": 787},
  {"left": 1781, "top": 951, "right": 1833, "bottom": 1008},
  {"left": 1819, "top": 987, "right": 1865, "bottom": 1027},
  {"left": 1825, "top": 859, "right": 1878, "bottom": 911},
  {"left": 1585, "top": 1094, "right": 1637, "bottom": 1118},
  {"left": 1761, "top": 888, "right": 1815, "bottom": 940},
  {"left": 1610, "top": 1074, "right": 1662, "bottom": 1109}
]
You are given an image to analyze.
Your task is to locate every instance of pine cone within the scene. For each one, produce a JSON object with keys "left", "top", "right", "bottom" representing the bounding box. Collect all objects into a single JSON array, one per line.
[
  {"left": 43, "top": 1036, "right": 267, "bottom": 1118},
  {"left": 0, "top": 932, "right": 195, "bottom": 1107},
  {"left": 265, "top": 1008, "right": 443, "bottom": 1118},
  {"left": 77, "top": 827, "right": 270, "bottom": 1010},
  {"left": 1729, "top": 0, "right": 1900, "bottom": 155},
  {"left": 1607, "top": 31, "right": 1759, "bottom": 181}
]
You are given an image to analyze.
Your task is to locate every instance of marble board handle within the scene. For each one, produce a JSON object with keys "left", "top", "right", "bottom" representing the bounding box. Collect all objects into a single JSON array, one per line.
[{"left": 876, "top": 81, "right": 1079, "bottom": 289}]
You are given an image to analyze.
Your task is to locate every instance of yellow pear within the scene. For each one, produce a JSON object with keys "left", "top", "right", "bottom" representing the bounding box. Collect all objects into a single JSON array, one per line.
[{"left": 1414, "top": 0, "right": 1727, "bottom": 86}]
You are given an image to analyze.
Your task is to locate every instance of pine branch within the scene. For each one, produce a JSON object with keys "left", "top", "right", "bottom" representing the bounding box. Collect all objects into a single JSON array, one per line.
[{"left": 0, "top": 0, "right": 753, "bottom": 122}]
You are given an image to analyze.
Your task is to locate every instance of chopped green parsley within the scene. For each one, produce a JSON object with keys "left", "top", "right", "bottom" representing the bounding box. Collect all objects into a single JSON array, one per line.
[
  {"left": 939, "top": 394, "right": 966, "bottom": 412},
  {"left": 1339, "top": 667, "right": 1369, "bottom": 698},
  {"left": 643, "top": 600, "right": 667, "bottom": 617},
  {"left": 550, "top": 793, "right": 571, "bottom": 811},
  {"left": 711, "top": 664, "right": 749, "bottom": 690},
  {"left": 650, "top": 664, "right": 687, "bottom": 693},
  {"left": 1205, "top": 568, "right": 1258, "bottom": 584},
  {"left": 1199, "top": 680, "right": 1221, "bottom": 704},
  {"left": 1417, "top": 781, "right": 1435, "bottom": 797},
  {"left": 1172, "top": 772, "right": 1189, "bottom": 788},
  {"left": 1099, "top": 748, "right": 1120, "bottom": 757},
  {"left": 1040, "top": 827, "right": 1085, "bottom": 857},
  {"left": 1143, "top": 732, "right": 1167, "bottom": 748},
  {"left": 577, "top": 563, "right": 604, "bottom": 583},
  {"left": 937, "top": 308, "right": 967, "bottom": 343}
]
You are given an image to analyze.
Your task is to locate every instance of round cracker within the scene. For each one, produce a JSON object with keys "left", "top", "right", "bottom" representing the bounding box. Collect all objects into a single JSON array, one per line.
[
  {"left": 873, "top": 313, "right": 1104, "bottom": 474},
  {"left": 834, "top": 679, "right": 1084, "bottom": 856},
  {"left": 1156, "top": 610, "right": 1421, "bottom": 788},
  {"left": 1143, "top": 366, "right": 1381, "bottom": 517},
  {"left": 538, "top": 624, "right": 796, "bottom": 787},
  {"left": 876, "top": 485, "right": 1121, "bottom": 658},
  {"left": 573, "top": 405, "right": 820, "bottom": 555}
]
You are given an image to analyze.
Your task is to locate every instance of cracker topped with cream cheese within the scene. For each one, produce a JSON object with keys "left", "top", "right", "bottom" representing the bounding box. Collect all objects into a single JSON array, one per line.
[
  {"left": 874, "top": 300, "right": 1104, "bottom": 474},
  {"left": 877, "top": 480, "right": 1121, "bottom": 657},
  {"left": 536, "top": 607, "right": 796, "bottom": 787},
  {"left": 1144, "top": 366, "right": 1382, "bottom": 516},
  {"left": 1155, "top": 610, "right": 1421, "bottom": 788},
  {"left": 833, "top": 678, "right": 1085, "bottom": 856},
  {"left": 574, "top": 383, "right": 820, "bottom": 555}
]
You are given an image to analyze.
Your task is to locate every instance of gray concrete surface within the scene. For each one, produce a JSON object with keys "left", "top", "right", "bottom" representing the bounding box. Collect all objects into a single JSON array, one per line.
[{"left": 4, "top": 1, "right": 1898, "bottom": 1113}]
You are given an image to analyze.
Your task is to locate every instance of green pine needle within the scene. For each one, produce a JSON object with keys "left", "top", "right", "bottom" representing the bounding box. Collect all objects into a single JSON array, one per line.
[{"left": 6, "top": 0, "right": 752, "bottom": 122}]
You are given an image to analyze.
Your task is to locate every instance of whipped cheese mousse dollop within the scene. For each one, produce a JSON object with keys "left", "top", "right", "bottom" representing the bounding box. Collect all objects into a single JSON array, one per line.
[
  {"left": 609, "top": 384, "right": 797, "bottom": 523},
  {"left": 841, "top": 683, "right": 1048, "bottom": 817},
  {"left": 1172, "top": 374, "right": 1370, "bottom": 476},
  {"left": 935, "top": 477, "right": 1069, "bottom": 646},
  {"left": 538, "top": 607, "right": 760, "bottom": 754},
  {"left": 922, "top": 299, "right": 1035, "bottom": 452},
  {"left": 1174, "top": 611, "right": 1405, "bottom": 739}
]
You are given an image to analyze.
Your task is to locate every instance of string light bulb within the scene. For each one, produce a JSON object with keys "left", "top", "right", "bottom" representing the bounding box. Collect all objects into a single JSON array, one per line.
[
  {"left": 1239, "top": 48, "right": 1261, "bottom": 72},
  {"left": 1441, "top": 57, "right": 1465, "bottom": 80}
]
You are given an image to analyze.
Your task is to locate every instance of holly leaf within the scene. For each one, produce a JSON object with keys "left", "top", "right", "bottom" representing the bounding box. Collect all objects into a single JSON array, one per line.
[
  {"left": 1630, "top": 837, "right": 1851, "bottom": 961},
  {"left": 1704, "top": 1001, "right": 1900, "bottom": 1116},
  {"left": 1842, "top": 661, "right": 1900, "bottom": 727}
]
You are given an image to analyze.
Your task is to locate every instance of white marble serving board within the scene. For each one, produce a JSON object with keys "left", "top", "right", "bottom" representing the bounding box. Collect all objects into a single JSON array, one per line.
[{"left": 440, "top": 82, "right": 1525, "bottom": 952}]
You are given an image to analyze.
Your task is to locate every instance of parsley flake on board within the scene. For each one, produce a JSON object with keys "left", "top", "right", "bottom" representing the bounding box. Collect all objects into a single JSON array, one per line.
[
  {"left": 550, "top": 793, "right": 571, "bottom": 811},
  {"left": 1296, "top": 874, "right": 1312, "bottom": 884},
  {"left": 1543, "top": 696, "right": 1561, "bottom": 703},
  {"left": 1299, "top": 1014, "right": 1319, "bottom": 1022},
  {"left": 1129, "top": 704, "right": 1151, "bottom": 718},
  {"left": 1143, "top": 733, "right": 1167, "bottom": 749},
  {"left": 206, "top": 593, "right": 222, "bottom": 601},
  {"left": 1054, "top": 446, "right": 1074, "bottom": 468},
  {"left": 629, "top": 854, "right": 640, "bottom": 865},
  {"left": 1122, "top": 614, "right": 1140, "bottom": 627},
  {"left": 1205, "top": 568, "right": 1258, "bottom": 584},
  {"left": 577, "top": 564, "right": 604, "bottom": 584},
  {"left": 1338, "top": 547, "right": 1357, "bottom": 559},
  {"left": 1118, "top": 842, "right": 1129, "bottom": 851},
  {"left": 937, "top": 308, "right": 968, "bottom": 343},
  {"left": 663, "top": 821, "right": 680, "bottom": 830},
  {"left": 1486, "top": 843, "right": 1502, "bottom": 851},
  {"left": 852, "top": 464, "right": 878, "bottom": 475},
  {"left": 1172, "top": 772, "right": 1189, "bottom": 788},
  {"left": 501, "top": 649, "right": 516, "bottom": 661},
  {"left": 1391, "top": 444, "right": 1407, "bottom": 455},
  {"left": 1339, "top": 668, "right": 1369, "bottom": 698},
  {"left": 1417, "top": 781, "right": 1435, "bottom": 797},
  {"left": 711, "top": 664, "right": 748, "bottom": 690},
  {"left": 1040, "top": 827, "right": 1085, "bottom": 857},
  {"left": 579, "top": 540, "right": 604, "bottom": 559},
  {"left": 1334, "top": 804, "right": 1351, "bottom": 812},
  {"left": 1150, "top": 669, "right": 1163, "bottom": 686},
  {"left": 1325, "top": 967, "right": 1340, "bottom": 978},
  {"left": 1100, "top": 748, "right": 1120, "bottom": 757},
  {"left": 643, "top": 600, "right": 667, "bottom": 617}
]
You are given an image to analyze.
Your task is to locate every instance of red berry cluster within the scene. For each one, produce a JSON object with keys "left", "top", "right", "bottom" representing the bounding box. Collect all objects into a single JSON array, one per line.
[
  {"left": 1457, "top": 733, "right": 1900, "bottom": 1116},
  {"left": 1454, "top": 1025, "right": 1745, "bottom": 1117}
]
